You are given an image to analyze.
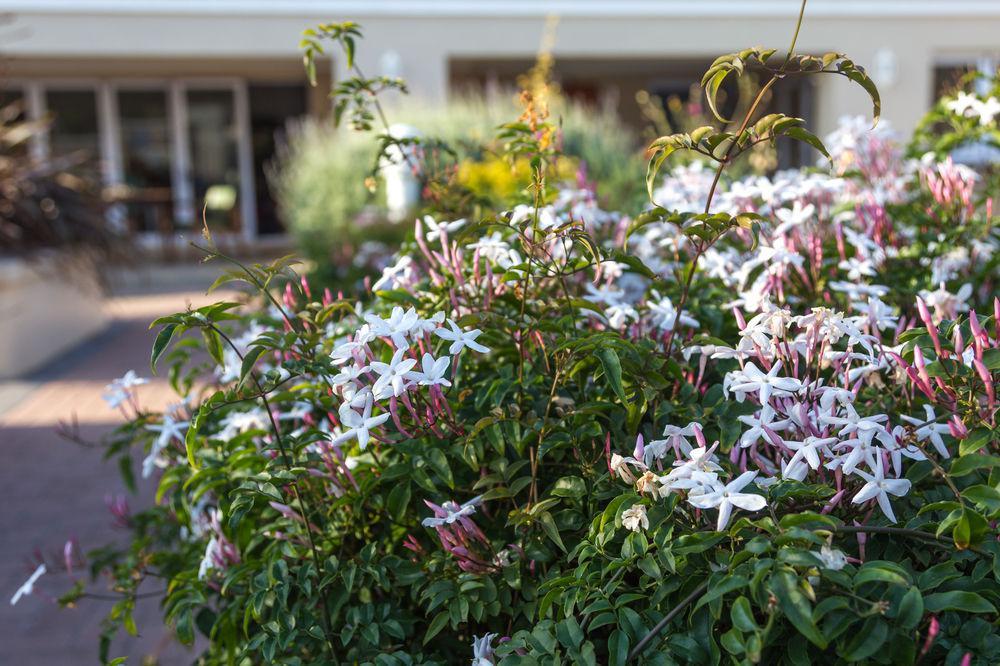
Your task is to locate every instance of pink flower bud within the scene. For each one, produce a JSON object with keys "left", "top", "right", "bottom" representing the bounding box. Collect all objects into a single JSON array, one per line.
[
  {"left": 633, "top": 434, "right": 645, "bottom": 461},
  {"left": 919, "top": 616, "right": 940, "bottom": 659},
  {"left": 917, "top": 297, "right": 943, "bottom": 356},
  {"left": 948, "top": 416, "right": 969, "bottom": 440}
]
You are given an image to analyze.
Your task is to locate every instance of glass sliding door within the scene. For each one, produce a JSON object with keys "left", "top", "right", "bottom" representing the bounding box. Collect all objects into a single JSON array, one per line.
[
  {"left": 187, "top": 88, "right": 240, "bottom": 232},
  {"left": 118, "top": 89, "right": 173, "bottom": 233}
]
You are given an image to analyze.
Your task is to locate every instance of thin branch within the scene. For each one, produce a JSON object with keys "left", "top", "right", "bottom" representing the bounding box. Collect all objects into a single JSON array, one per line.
[{"left": 627, "top": 580, "right": 710, "bottom": 661}]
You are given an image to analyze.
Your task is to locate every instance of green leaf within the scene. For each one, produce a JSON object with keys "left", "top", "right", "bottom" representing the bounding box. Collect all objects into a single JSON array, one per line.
[
  {"left": 386, "top": 482, "right": 411, "bottom": 522},
  {"left": 923, "top": 591, "right": 996, "bottom": 614},
  {"left": 646, "top": 144, "right": 677, "bottom": 203},
  {"left": 731, "top": 596, "right": 759, "bottom": 633},
  {"left": 555, "top": 617, "right": 584, "bottom": 650},
  {"left": 782, "top": 126, "right": 830, "bottom": 160},
  {"left": 704, "top": 68, "right": 732, "bottom": 123},
  {"left": 694, "top": 575, "right": 749, "bottom": 611},
  {"left": 551, "top": 476, "right": 587, "bottom": 499},
  {"left": 423, "top": 610, "right": 449, "bottom": 644},
  {"left": 596, "top": 348, "right": 627, "bottom": 403},
  {"left": 854, "top": 561, "right": 911, "bottom": 588},
  {"left": 963, "top": 484, "right": 1000, "bottom": 512},
  {"left": 959, "top": 429, "right": 994, "bottom": 456},
  {"left": 842, "top": 63, "right": 882, "bottom": 126},
  {"left": 537, "top": 511, "right": 567, "bottom": 553},
  {"left": 201, "top": 328, "right": 225, "bottom": 366},
  {"left": 425, "top": 448, "right": 455, "bottom": 488},
  {"left": 608, "top": 629, "right": 630, "bottom": 666},
  {"left": 770, "top": 569, "right": 827, "bottom": 648},
  {"left": 897, "top": 587, "right": 924, "bottom": 630},
  {"left": 950, "top": 454, "right": 1000, "bottom": 478},
  {"left": 185, "top": 406, "right": 203, "bottom": 470},
  {"left": 841, "top": 617, "right": 888, "bottom": 661},
  {"left": 238, "top": 346, "right": 266, "bottom": 390},
  {"left": 953, "top": 507, "right": 989, "bottom": 550},
  {"left": 150, "top": 324, "right": 179, "bottom": 373}
]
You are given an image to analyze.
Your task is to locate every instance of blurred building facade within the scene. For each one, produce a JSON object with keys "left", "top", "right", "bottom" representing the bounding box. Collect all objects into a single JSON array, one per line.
[{"left": 1, "top": 0, "right": 998, "bottom": 242}]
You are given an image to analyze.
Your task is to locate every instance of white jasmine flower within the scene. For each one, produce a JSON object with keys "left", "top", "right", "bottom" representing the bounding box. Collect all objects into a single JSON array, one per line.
[
  {"left": 471, "top": 632, "right": 498, "bottom": 666},
  {"left": 218, "top": 408, "right": 269, "bottom": 440},
  {"left": 813, "top": 545, "right": 848, "bottom": 570},
  {"left": 143, "top": 411, "right": 189, "bottom": 478},
  {"left": 644, "top": 422, "right": 699, "bottom": 464},
  {"left": 330, "top": 395, "right": 390, "bottom": 450},
  {"left": 331, "top": 362, "right": 370, "bottom": 389},
  {"left": 371, "top": 348, "right": 418, "bottom": 399},
  {"left": 412, "top": 311, "right": 446, "bottom": 336},
  {"left": 366, "top": 306, "right": 420, "bottom": 349},
  {"left": 737, "top": 405, "right": 790, "bottom": 448},
  {"left": 415, "top": 353, "right": 452, "bottom": 387},
  {"left": 646, "top": 291, "right": 699, "bottom": 331},
  {"left": 900, "top": 404, "right": 951, "bottom": 459},
  {"left": 621, "top": 504, "right": 649, "bottom": 532},
  {"left": 785, "top": 436, "right": 838, "bottom": 471},
  {"left": 773, "top": 201, "right": 815, "bottom": 236},
  {"left": 726, "top": 361, "right": 803, "bottom": 404},
  {"left": 946, "top": 91, "right": 981, "bottom": 117},
  {"left": 605, "top": 303, "right": 639, "bottom": 329},
  {"left": 686, "top": 470, "right": 767, "bottom": 531},
  {"left": 421, "top": 215, "right": 466, "bottom": 242},
  {"left": 422, "top": 496, "right": 482, "bottom": 527},
  {"left": 330, "top": 339, "right": 365, "bottom": 366},
  {"left": 435, "top": 319, "right": 490, "bottom": 355},
  {"left": 851, "top": 455, "right": 910, "bottom": 523},
  {"left": 820, "top": 404, "right": 892, "bottom": 446},
  {"left": 10, "top": 564, "right": 46, "bottom": 606},
  {"left": 918, "top": 283, "right": 973, "bottom": 323},
  {"left": 610, "top": 453, "right": 644, "bottom": 484},
  {"left": 102, "top": 370, "right": 148, "bottom": 409},
  {"left": 372, "top": 255, "right": 414, "bottom": 291}
]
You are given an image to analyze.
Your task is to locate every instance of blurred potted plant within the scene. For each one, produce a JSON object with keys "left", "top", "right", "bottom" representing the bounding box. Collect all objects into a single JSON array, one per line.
[{"left": 0, "top": 101, "right": 122, "bottom": 378}]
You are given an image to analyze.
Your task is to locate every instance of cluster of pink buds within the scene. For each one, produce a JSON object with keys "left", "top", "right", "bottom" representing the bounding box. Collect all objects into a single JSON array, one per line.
[
  {"left": 105, "top": 493, "right": 131, "bottom": 529},
  {"left": 921, "top": 158, "right": 978, "bottom": 221},
  {"left": 418, "top": 497, "right": 498, "bottom": 573},
  {"left": 901, "top": 297, "right": 1000, "bottom": 427}
]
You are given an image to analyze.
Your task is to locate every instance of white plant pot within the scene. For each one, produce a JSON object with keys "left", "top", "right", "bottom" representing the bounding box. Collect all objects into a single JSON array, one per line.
[{"left": 0, "top": 256, "right": 108, "bottom": 379}]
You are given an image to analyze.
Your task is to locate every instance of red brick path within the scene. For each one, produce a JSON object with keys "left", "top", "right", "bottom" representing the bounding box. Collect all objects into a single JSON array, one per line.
[{"left": 0, "top": 291, "right": 230, "bottom": 665}]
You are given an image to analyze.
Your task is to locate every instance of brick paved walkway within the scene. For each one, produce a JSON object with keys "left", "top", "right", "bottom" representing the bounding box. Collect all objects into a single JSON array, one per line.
[{"left": 0, "top": 289, "right": 232, "bottom": 665}]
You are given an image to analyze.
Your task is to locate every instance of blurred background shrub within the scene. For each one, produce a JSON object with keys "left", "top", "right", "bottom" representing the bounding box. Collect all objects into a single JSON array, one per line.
[{"left": 267, "top": 93, "right": 647, "bottom": 276}]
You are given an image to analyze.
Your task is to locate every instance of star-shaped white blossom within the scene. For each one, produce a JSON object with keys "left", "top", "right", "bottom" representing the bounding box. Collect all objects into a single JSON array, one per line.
[
  {"left": 686, "top": 470, "right": 767, "bottom": 530},
  {"left": 435, "top": 319, "right": 490, "bottom": 355},
  {"left": 851, "top": 455, "right": 910, "bottom": 523},
  {"left": 414, "top": 353, "right": 452, "bottom": 387},
  {"left": 900, "top": 404, "right": 951, "bottom": 459},
  {"left": 727, "top": 361, "right": 803, "bottom": 404},
  {"left": 330, "top": 396, "right": 389, "bottom": 450},
  {"left": 371, "top": 348, "right": 418, "bottom": 399}
]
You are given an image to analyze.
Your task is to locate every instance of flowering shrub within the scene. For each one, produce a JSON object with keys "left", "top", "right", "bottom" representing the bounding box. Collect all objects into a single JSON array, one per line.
[{"left": 16, "top": 9, "right": 1000, "bottom": 666}]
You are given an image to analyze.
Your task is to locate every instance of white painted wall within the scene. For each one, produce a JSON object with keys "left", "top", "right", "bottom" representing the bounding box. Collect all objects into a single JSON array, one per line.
[{"left": 1, "top": 1, "right": 998, "bottom": 138}]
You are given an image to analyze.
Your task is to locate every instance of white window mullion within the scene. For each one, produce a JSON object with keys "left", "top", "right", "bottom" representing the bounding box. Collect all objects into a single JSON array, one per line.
[
  {"left": 24, "top": 82, "right": 49, "bottom": 162},
  {"left": 233, "top": 80, "right": 258, "bottom": 242},
  {"left": 169, "top": 80, "right": 195, "bottom": 229},
  {"left": 96, "top": 82, "right": 126, "bottom": 232}
]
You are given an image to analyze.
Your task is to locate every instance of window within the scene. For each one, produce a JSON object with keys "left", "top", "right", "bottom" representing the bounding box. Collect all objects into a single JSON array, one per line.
[
  {"left": 118, "top": 89, "right": 173, "bottom": 233},
  {"left": 188, "top": 88, "right": 241, "bottom": 232},
  {"left": 46, "top": 89, "right": 100, "bottom": 169},
  {"left": 249, "top": 84, "right": 307, "bottom": 235}
]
